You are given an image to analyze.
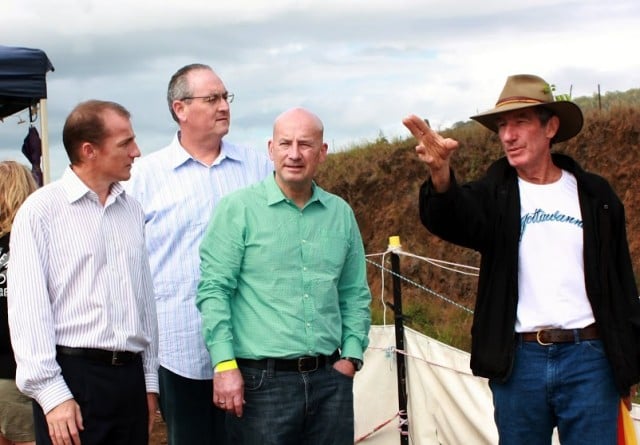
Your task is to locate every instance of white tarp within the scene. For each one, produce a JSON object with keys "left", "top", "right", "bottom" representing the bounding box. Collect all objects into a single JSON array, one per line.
[{"left": 355, "top": 325, "right": 638, "bottom": 444}]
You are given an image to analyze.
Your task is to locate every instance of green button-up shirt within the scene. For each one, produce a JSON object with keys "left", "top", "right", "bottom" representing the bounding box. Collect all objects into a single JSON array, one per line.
[{"left": 196, "top": 174, "right": 371, "bottom": 367}]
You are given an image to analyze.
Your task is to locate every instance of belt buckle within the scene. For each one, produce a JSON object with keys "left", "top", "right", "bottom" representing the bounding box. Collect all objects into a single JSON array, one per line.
[
  {"left": 536, "top": 329, "right": 553, "bottom": 346},
  {"left": 298, "top": 356, "right": 318, "bottom": 372},
  {"left": 111, "top": 351, "right": 124, "bottom": 366}
]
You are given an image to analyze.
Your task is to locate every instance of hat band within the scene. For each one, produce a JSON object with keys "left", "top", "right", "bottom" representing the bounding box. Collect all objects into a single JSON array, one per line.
[{"left": 496, "top": 97, "right": 547, "bottom": 108}]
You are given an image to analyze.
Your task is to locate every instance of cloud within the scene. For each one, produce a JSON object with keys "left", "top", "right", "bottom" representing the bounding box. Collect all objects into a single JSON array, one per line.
[{"left": 1, "top": 0, "right": 639, "bottom": 179}]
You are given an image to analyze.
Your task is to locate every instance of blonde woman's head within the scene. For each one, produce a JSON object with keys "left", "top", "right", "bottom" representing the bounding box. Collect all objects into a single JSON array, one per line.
[{"left": 0, "top": 161, "right": 38, "bottom": 237}]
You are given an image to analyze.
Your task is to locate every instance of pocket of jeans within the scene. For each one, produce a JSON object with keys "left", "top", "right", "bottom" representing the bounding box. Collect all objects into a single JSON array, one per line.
[
  {"left": 240, "top": 367, "right": 266, "bottom": 391},
  {"left": 328, "top": 365, "right": 355, "bottom": 383},
  {"left": 582, "top": 339, "right": 606, "bottom": 355}
]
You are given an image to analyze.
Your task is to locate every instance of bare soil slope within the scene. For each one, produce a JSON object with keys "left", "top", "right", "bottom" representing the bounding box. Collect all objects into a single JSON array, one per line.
[{"left": 317, "top": 105, "right": 640, "bottom": 347}]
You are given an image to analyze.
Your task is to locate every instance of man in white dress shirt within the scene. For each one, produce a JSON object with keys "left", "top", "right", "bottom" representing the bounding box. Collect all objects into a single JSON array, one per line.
[
  {"left": 126, "top": 63, "right": 272, "bottom": 445},
  {"left": 8, "top": 100, "right": 159, "bottom": 445}
]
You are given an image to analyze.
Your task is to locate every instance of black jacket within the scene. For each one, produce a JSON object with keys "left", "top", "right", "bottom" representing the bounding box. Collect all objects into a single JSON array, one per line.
[{"left": 419, "top": 153, "right": 640, "bottom": 395}]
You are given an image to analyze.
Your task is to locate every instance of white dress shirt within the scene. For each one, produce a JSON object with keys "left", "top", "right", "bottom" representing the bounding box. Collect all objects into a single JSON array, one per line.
[
  {"left": 125, "top": 135, "right": 272, "bottom": 379},
  {"left": 8, "top": 167, "right": 159, "bottom": 413}
]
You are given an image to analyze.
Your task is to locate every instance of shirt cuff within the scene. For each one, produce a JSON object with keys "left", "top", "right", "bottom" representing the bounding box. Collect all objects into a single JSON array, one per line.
[
  {"left": 144, "top": 372, "right": 159, "bottom": 394},
  {"left": 210, "top": 342, "right": 235, "bottom": 369},
  {"left": 36, "top": 378, "right": 74, "bottom": 414},
  {"left": 340, "top": 337, "right": 364, "bottom": 361}
]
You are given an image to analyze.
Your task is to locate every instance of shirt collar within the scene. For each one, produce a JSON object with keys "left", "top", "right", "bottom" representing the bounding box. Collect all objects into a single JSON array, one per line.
[
  {"left": 168, "top": 132, "right": 244, "bottom": 170},
  {"left": 61, "top": 166, "right": 125, "bottom": 205},
  {"left": 264, "top": 173, "right": 326, "bottom": 208}
]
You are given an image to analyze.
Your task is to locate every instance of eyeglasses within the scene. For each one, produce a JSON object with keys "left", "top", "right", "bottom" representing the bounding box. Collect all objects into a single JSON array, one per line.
[{"left": 180, "top": 92, "right": 234, "bottom": 104}]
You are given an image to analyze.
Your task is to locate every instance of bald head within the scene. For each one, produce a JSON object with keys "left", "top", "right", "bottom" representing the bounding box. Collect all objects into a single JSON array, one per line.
[{"left": 273, "top": 107, "right": 324, "bottom": 139}]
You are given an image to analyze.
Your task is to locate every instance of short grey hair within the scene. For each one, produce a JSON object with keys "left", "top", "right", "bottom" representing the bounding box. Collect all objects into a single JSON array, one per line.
[{"left": 166, "top": 63, "right": 212, "bottom": 122}]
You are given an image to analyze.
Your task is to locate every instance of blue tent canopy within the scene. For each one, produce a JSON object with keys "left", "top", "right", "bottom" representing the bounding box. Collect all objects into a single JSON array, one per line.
[{"left": 0, "top": 45, "right": 54, "bottom": 120}]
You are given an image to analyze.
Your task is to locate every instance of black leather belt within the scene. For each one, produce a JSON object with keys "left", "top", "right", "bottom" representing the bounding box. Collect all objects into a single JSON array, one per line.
[
  {"left": 56, "top": 345, "right": 139, "bottom": 366},
  {"left": 237, "top": 351, "right": 340, "bottom": 373},
  {"left": 519, "top": 324, "right": 599, "bottom": 345}
]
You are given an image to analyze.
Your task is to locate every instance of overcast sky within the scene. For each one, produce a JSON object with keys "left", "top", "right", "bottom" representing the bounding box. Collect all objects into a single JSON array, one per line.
[{"left": 1, "top": 0, "right": 639, "bottom": 180}]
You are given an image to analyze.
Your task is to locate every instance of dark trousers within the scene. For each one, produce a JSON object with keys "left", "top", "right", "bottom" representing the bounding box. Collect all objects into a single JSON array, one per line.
[
  {"left": 158, "top": 366, "right": 228, "bottom": 445},
  {"left": 33, "top": 354, "right": 148, "bottom": 445}
]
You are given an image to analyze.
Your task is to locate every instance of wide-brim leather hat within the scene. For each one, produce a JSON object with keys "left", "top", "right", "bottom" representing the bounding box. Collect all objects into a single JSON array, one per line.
[{"left": 470, "top": 74, "right": 583, "bottom": 143}]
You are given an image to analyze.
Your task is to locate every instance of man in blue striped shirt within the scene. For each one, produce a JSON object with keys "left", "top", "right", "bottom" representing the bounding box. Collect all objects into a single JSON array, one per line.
[
  {"left": 9, "top": 100, "right": 159, "bottom": 445},
  {"left": 126, "top": 64, "right": 272, "bottom": 445},
  {"left": 197, "top": 108, "right": 371, "bottom": 445}
]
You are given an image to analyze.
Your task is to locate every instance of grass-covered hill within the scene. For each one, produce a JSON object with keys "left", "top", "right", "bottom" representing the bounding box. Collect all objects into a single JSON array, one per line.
[{"left": 315, "top": 88, "right": 640, "bottom": 351}]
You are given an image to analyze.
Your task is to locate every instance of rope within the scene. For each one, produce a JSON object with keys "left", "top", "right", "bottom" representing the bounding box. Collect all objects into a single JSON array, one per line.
[
  {"left": 354, "top": 412, "right": 400, "bottom": 443},
  {"left": 366, "top": 344, "right": 475, "bottom": 377},
  {"left": 367, "top": 247, "right": 479, "bottom": 276},
  {"left": 366, "top": 256, "right": 474, "bottom": 315},
  {"left": 398, "top": 250, "right": 479, "bottom": 276},
  {"left": 381, "top": 251, "right": 389, "bottom": 325},
  {"left": 353, "top": 410, "right": 411, "bottom": 443}
]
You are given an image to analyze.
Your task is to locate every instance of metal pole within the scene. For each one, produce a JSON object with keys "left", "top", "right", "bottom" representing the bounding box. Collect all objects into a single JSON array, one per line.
[
  {"left": 39, "top": 98, "right": 50, "bottom": 184},
  {"left": 390, "top": 249, "right": 409, "bottom": 444}
]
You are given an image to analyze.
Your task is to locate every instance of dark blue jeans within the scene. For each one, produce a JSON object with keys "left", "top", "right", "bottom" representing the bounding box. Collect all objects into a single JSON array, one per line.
[
  {"left": 227, "top": 361, "right": 354, "bottom": 445},
  {"left": 490, "top": 338, "right": 618, "bottom": 445}
]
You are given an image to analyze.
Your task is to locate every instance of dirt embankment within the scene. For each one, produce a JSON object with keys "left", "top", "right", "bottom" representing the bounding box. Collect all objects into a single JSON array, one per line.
[{"left": 317, "top": 105, "right": 640, "bottom": 318}]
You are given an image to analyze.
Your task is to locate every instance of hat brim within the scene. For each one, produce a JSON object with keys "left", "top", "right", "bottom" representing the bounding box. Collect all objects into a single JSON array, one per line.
[{"left": 470, "top": 101, "right": 583, "bottom": 143}]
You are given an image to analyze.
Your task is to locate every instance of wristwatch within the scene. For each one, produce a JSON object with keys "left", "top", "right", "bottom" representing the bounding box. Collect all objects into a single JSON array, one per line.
[{"left": 344, "top": 357, "right": 363, "bottom": 372}]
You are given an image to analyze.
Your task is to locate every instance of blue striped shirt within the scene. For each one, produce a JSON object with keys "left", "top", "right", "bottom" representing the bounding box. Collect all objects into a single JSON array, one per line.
[
  {"left": 8, "top": 168, "right": 159, "bottom": 413},
  {"left": 125, "top": 135, "right": 273, "bottom": 379}
]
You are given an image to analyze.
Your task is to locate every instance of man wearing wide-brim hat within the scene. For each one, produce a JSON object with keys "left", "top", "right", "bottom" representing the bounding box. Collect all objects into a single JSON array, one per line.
[{"left": 403, "top": 74, "right": 640, "bottom": 444}]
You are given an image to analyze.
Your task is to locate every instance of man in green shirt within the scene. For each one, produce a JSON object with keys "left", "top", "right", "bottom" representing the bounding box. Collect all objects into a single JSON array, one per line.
[{"left": 196, "top": 107, "right": 371, "bottom": 444}]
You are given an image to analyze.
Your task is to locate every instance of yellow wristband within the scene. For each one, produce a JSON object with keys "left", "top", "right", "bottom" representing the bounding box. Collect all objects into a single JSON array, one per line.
[{"left": 214, "top": 359, "right": 238, "bottom": 373}]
